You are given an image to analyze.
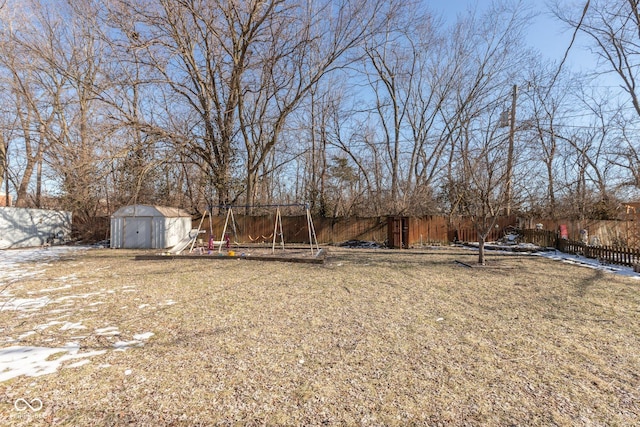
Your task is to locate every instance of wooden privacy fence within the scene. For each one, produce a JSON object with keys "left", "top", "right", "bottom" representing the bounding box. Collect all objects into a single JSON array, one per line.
[
  {"left": 521, "top": 228, "right": 640, "bottom": 267},
  {"left": 196, "top": 215, "right": 390, "bottom": 245},
  {"left": 194, "top": 214, "right": 516, "bottom": 246},
  {"left": 556, "top": 239, "right": 640, "bottom": 267},
  {"left": 519, "top": 218, "right": 640, "bottom": 247},
  {"left": 189, "top": 213, "right": 640, "bottom": 265},
  {"left": 453, "top": 215, "right": 519, "bottom": 243},
  {"left": 455, "top": 227, "right": 503, "bottom": 243},
  {"left": 521, "top": 229, "right": 557, "bottom": 248},
  {"left": 196, "top": 214, "right": 453, "bottom": 245}
]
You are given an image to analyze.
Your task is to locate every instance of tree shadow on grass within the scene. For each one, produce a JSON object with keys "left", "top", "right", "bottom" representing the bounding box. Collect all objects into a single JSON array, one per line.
[{"left": 576, "top": 269, "right": 605, "bottom": 297}]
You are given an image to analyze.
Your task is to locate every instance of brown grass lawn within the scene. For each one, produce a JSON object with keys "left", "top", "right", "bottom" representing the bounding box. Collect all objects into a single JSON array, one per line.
[{"left": 1, "top": 247, "right": 639, "bottom": 426}]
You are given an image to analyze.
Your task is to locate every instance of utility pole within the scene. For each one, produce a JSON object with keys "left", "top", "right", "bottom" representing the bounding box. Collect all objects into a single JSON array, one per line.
[{"left": 505, "top": 84, "right": 517, "bottom": 216}]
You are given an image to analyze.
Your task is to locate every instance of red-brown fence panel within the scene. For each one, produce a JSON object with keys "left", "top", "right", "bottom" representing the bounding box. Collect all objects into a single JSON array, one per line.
[
  {"left": 522, "top": 229, "right": 557, "bottom": 248},
  {"left": 560, "top": 240, "right": 639, "bottom": 267},
  {"left": 188, "top": 215, "right": 640, "bottom": 258}
]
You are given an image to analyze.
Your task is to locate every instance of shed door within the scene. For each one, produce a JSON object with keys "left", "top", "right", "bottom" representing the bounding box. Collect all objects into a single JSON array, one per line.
[{"left": 124, "top": 217, "right": 153, "bottom": 248}]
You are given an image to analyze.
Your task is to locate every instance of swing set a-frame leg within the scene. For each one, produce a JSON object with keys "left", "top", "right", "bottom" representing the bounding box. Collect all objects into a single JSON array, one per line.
[
  {"left": 189, "top": 210, "right": 210, "bottom": 253},
  {"left": 271, "top": 207, "right": 285, "bottom": 254},
  {"left": 218, "top": 208, "right": 233, "bottom": 253},
  {"left": 306, "top": 207, "right": 319, "bottom": 255}
]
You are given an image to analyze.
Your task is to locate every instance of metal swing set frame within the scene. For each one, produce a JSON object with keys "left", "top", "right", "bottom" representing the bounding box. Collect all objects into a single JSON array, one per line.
[{"left": 192, "top": 203, "right": 320, "bottom": 256}]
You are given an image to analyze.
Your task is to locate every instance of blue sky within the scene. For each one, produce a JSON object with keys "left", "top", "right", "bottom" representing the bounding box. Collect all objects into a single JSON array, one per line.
[{"left": 427, "top": 0, "right": 598, "bottom": 73}]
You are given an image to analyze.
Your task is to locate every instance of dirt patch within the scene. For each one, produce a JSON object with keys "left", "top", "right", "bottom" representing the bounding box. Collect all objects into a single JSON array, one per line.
[{"left": 1, "top": 247, "right": 639, "bottom": 425}]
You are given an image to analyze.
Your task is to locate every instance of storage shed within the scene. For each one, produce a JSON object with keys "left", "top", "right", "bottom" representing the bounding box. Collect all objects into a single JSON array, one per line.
[{"left": 110, "top": 205, "right": 192, "bottom": 249}]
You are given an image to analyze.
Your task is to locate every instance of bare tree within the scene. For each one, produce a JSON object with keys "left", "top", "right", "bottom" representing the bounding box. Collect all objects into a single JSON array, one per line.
[
  {"left": 238, "top": 0, "right": 393, "bottom": 212},
  {"left": 554, "top": 1, "right": 640, "bottom": 200},
  {"left": 517, "top": 63, "right": 582, "bottom": 218},
  {"left": 611, "top": 111, "right": 640, "bottom": 191},
  {"left": 35, "top": 2, "right": 116, "bottom": 228},
  {"left": 439, "top": 1, "right": 534, "bottom": 263},
  {"left": 458, "top": 121, "right": 511, "bottom": 264},
  {"left": 102, "top": 0, "right": 394, "bottom": 213},
  {"left": 556, "top": 0, "right": 640, "bottom": 116},
  {"left": 362, "top": 4, "right": 453, "bottom": 215},
  {"left": 0, "top": 1, "right": 57, "bottom": 208},
  {"left": 295, "top": 80, "right": 345, "bottom": 216},
  {"left": 363, "top": 21, "right": 414, "bottom": 213}
]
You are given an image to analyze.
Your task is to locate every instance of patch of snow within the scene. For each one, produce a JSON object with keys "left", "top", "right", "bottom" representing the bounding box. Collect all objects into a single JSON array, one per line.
[
  {"left": 133, "top": 332, "right": 154, "bottom": 340},
  {"left": 0, "top": 271, "right": 44, "bottom": 287},
  {"left": 17, "top": 331, "right": 36, "bottom": 340},
  {"left": 535, "top": 250, "right": 640, "bottom": 279},
  {"left": 59, "top": 322, "right": 86, "bottom": 331},
  {"left": 95, "top": 326, "right": 120, "bottom": 336},
  {"left": 138, "top": 304, "right": 150, "bottom": 309},
  {"left": 468, "top": 244, "right": 640, "bottom": 279},
  {"left": 66, "top": 359, "right": 90, "bottom": 369},
  {"left": 36, "top": 320, "right": 64, "bottom": 331},
  {"left": 78, "top": 291, "right": 106, "bottom": 299},
  {"left": 113, "top": 340, "right": 142, "bottom": 350},
  {"left": 114, "top": 332, "right": 154, "bottom": 351},
  {"left": 0, "top": 342, "right": 106, "bottom": 382},
  {"left": 0, "top": 247, "right": 88, "bottom": 287},
  {"left": 0, "top": 297, "right": 51, "bottom": 312}
]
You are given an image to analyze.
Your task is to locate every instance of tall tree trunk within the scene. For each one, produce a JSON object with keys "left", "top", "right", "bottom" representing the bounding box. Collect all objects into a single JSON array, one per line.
[{"left": 35, "top": 158, "right": 42, "bottom": 208}]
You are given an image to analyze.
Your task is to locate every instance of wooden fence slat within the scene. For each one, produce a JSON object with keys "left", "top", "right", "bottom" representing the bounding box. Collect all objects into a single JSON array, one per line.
[{"left": 519, "top": 228, "right": 640, "bottom": 267}]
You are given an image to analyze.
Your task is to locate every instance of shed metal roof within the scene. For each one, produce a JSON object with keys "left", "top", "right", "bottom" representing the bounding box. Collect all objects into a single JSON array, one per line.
[{"left": 111, "top": 204, "right": 192, "bottom": 218}]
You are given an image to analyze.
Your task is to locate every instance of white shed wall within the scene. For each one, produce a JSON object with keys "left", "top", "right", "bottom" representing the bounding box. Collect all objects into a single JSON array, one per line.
[
  {"left": 110, "top": 205, "right": 191, "bottom": 249},
  {"left": 163, "top": 216, "right": 192, "bottom": 248},
  {"left": 0, "top": 207, "right": 72, "bottom": 249},
  {"left": 110, "top": 217, "right": 124, "bottom": 248}
]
